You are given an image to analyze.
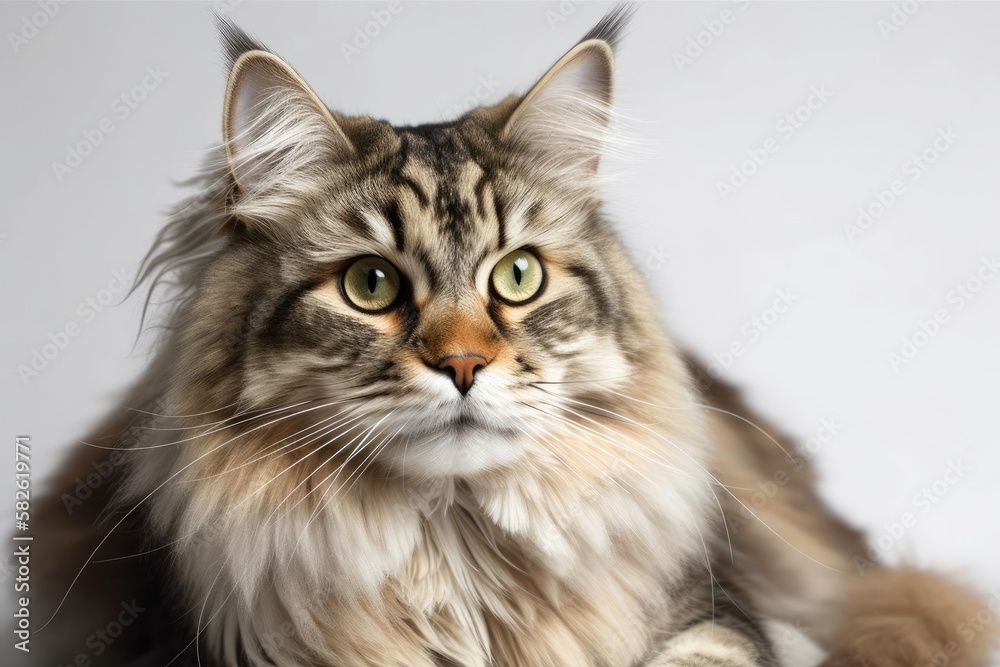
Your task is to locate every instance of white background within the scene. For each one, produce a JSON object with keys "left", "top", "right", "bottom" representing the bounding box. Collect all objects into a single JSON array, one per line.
[{"left": 2, "top": 1, "right": 998, "bottom": 663}]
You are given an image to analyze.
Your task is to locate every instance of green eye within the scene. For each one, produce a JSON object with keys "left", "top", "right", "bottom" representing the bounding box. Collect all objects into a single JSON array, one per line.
[
  {"left": 491, "top": 249, "right": 544, "bottom": 304},
  {"left": 342, "top": 256, "right": 401, "bottom": 312}
]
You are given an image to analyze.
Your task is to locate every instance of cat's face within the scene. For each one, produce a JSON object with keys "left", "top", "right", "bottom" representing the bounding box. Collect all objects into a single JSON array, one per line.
[
  {"left": 177, "top": 22, "right": 670, "bottom": 479},
  {"left": 224, "top": 124, "right": 639, "bottom": 476}
]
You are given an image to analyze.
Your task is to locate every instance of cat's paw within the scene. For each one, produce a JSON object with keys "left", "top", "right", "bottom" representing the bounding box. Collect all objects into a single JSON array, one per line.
[
  {"left": 645, "top": 654, "right": 765, "bottom": 667},
  {"left": 643, "top": 623, "right": 774, "bottom": 667}
]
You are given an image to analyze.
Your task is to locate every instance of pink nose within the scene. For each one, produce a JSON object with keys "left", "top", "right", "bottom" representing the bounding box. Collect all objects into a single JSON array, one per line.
[{"left": 437, "top": 354, "right": 488, "bottom": 396}]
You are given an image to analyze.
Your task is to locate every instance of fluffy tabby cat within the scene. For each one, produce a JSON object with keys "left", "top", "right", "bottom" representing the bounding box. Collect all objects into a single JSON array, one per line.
[{"left": 28, "top": 8, "right": 997, "bottom": 667}]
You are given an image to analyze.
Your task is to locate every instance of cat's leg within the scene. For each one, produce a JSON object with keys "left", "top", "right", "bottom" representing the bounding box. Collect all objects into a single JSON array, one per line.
[
  {"left": 640, "top": 568, "right": 778, "bottom": 667},
  {"left": 642, "top": 621, "right": 776, "bottom": 667}
]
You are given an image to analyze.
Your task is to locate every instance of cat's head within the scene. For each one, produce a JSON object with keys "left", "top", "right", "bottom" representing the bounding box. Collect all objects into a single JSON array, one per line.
[{"left": 162, "top": 9, "right": 694, "bottom": 481}]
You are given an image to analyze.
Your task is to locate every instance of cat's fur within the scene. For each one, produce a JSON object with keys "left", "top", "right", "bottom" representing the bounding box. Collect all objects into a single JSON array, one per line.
[{"left": 26, "top": 8, "right": 997, "bottom": 667}]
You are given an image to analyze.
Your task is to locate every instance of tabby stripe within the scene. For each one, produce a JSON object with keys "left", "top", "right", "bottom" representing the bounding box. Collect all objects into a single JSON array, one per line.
[
  {"left": 399, "top": 176, "right": 430, "bottom": 209},
  {"left": 391, "top": 135, "right": 430, "bottom": 207},
  {"left": 472, "top": 171, "right": 491, "bottom": 221},
  {"left": 566, "top": 263, "right": 614, "bottom": 322},
  {"left": 486, "top": 297, "right": 510, "bottom": 336},
  {"left": 436, "top": 182, "right": 472, "bottom": 249},
  {"left": 493, "top": 193, "right": 507, "bottom": 249},
  {"left": 383, "top": 200, "right": 406, "bottom": 251},
  {"left": 259, "top": 280, "right": 321, "bottom": 344},
  {"left": 472, "top": 171, "right": 508, "bottom": 249},
  {"left": 343, "top": 210, "right": 374, "bottom": 240},
  {"left": 525, "top": 200, "right": 542, "bottom": 228},
  {"left": 411, "top": 246, "right": 441, "bottom": 292}
]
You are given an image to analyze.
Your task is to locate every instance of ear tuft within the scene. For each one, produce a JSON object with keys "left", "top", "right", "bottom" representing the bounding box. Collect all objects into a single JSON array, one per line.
[
  {"left": 501, "top": 5, "right": 637, "bottom": 182},
  {"left": 578, "top": 2, "right": 638, "bottom": 53},
  {"left": 214, "top": 13, "right": 270, "bottom": 70},
  {"left": 220, "top": 34, "right": 354, "bottom": 201},
  {"left": 500, "top": 5, "right": 635, "bottom": 185}
]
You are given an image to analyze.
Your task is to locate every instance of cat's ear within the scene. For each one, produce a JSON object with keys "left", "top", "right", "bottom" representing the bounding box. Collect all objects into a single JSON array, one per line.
[
  {"left": 218, "top": 19, "right": 353, "bottom": 195},
  {"left": 501, "top": 5, "right": 634, "bottom": 181}
]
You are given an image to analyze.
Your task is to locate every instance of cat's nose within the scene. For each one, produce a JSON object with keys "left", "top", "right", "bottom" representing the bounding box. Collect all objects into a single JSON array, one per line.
[{"left": 436, "top": 354, "right": 488, "bottom": 396}]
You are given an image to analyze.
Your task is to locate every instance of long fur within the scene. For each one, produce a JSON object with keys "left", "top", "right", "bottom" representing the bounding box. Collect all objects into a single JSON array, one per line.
[{"left": 25, "top": 7, "right": 997, "bottom": 667}]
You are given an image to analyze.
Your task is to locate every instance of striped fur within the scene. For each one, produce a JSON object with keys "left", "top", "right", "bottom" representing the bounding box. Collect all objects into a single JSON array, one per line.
[
  {"left": 114, "top": 9, "right": 774, "bottom": 666},
  {"left": 26, "top": 7, "right": 996, "bottom": 667}
]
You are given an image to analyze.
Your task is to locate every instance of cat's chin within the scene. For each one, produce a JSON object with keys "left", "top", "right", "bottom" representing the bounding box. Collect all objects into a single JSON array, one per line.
[{"left": 381, "top": 422, "right": 524, "bottom": 478}]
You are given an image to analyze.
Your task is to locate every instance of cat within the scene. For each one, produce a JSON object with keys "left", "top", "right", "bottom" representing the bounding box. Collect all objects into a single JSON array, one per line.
[{"left": 26, "top": 7, "right": 997, "bottom": 667}]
